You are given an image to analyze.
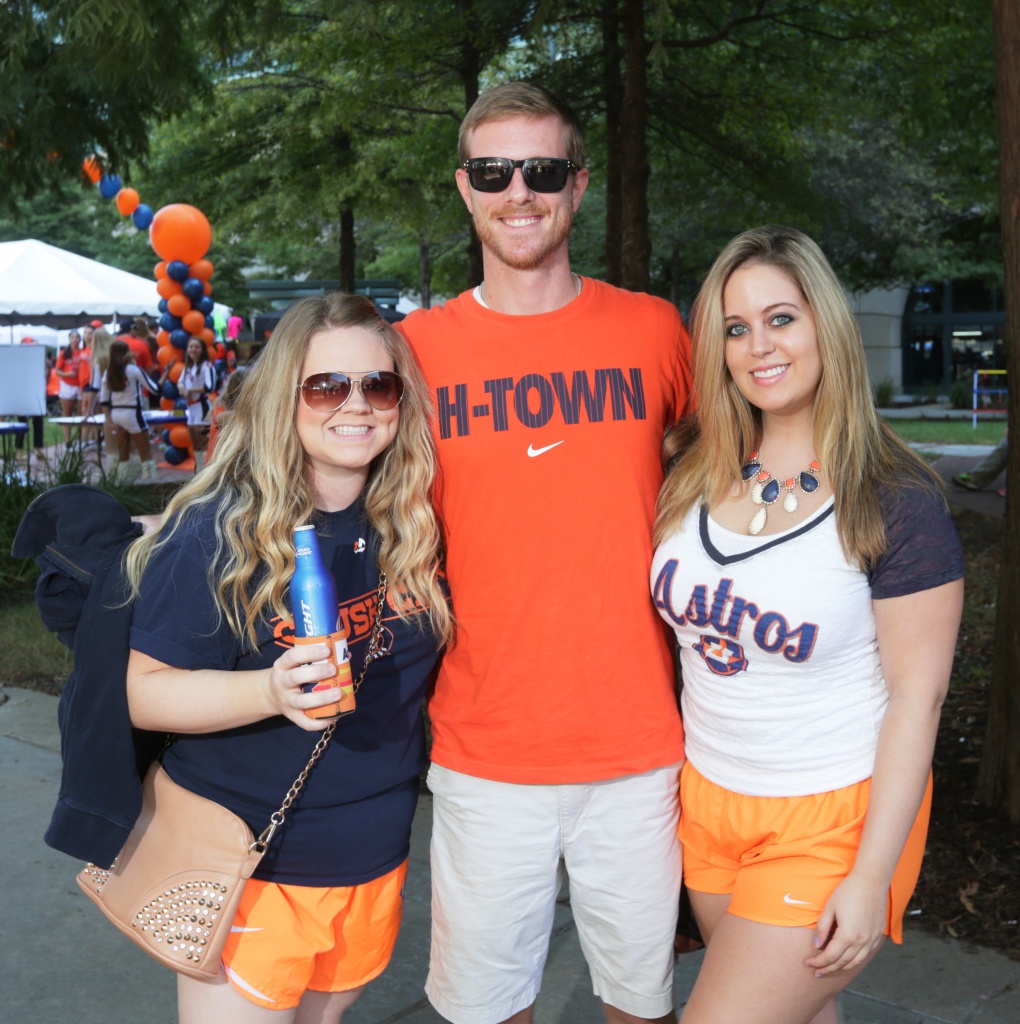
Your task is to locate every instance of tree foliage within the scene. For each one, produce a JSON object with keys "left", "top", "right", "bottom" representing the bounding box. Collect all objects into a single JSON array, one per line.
[
  {"left": 0, "top": 0, "right": 211, "bottom": 198},
  {"left": 0, "top": 0, "right": 999, "bottom": 299}
]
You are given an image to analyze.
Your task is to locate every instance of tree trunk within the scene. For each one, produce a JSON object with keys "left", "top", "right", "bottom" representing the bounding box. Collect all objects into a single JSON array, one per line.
[
  {"left": 619, "top": 0, "right": 649, "bottom": 292},
  {"left": 602, "top": 0, "right": 623, "bottom": 286},
  {"left": 668, "top": 240, "right": 682, "bottom": 310},
  {"left": 975, "top": 0, "right": 1020, "bottom": 821},
  {"left": 459, "top": 2, "right": 484, "bottom": 289},
  {"left": 339, "top": 205, "right": 356, "bottom": 294},
  {"left": 419, "top": 237, "right": 433, "bottom": 309}
]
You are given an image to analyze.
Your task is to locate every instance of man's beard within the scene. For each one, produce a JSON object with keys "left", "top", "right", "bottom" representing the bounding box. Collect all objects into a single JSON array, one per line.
[{"left": 473, "top": 202, "right": 574, "bottom": 272}]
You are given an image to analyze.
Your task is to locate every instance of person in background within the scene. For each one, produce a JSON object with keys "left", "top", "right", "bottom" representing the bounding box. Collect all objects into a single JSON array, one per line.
[
  {"left": 205, "top": 365, "right": 247, "bottom": 462},
  {"left": 141, "top": 318, "right": 159, "bottom": 361},
  {"left": 123, "top": 292, "right": 451, "bottom": 1023},
  {"left": 85, "top": 328, "right": 116, "bottom": 453},
  {"left": 117, "top": 319, "right": 155, "bottom": 376},
  {"left": 652, "top": 226, "right": 963, "bottom": 1024},
  {"left": 398, "top": 82, "right": 692, "bottom": 1024},
  {"left": 79, "top": 325, "right": 99, "bottom": 449},
  {"left": 55, "top": 330, "right": 84, "bottom": 443},
  {"left": 227, "top": 312, "right": 244, "bottom": 345},
  {"left": 179, "top": 336, "right": 217, "bottom": 471},
  {"left": 953, "top": 428, "right": 1007, "bottom": 497},
  {"left": 100, "top": 338, "right": 159, "bottom": 481}
]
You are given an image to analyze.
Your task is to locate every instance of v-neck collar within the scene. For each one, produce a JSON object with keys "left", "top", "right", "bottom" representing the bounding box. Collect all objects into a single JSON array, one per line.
[{"left": 699, "top": 498, "right": 835, "bottom": 566}]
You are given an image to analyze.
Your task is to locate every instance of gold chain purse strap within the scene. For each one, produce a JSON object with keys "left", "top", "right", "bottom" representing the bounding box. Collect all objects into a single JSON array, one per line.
[{"left": 252, "top": 571, "right": 389, "bottom": 853}]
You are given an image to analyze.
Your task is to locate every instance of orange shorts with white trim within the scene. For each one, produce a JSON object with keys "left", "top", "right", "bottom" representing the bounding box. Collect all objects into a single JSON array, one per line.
[
  {"left": 679, "top": 763, "right": 931, "bottom": 944},
  {"left": 221, "top": 860, "right": 407, "bottom": 1010}
]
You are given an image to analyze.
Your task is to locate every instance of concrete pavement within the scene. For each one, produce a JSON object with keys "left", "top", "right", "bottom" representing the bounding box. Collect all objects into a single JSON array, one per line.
[{"left": 2, "top": 686, "right": 1020, "bottom": 1024}]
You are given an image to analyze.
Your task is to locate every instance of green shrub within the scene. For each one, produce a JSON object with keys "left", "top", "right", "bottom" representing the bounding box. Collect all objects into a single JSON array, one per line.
[
  {"left": 950, "top": 378, "right": 972, "bottom": 410},
  {"left": 0, "top": 465, "right": 46, "bottom": 601},
  {"left": 1, "top": 444, "right": 168, "bottom": 605},
  {"left": 873, "top": 377, "right": 897, "bottom": 407}
]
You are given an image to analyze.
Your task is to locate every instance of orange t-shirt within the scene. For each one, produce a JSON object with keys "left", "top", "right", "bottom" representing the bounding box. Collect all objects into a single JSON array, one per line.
[
  {"left": 78, "top": 346, "right": 92, "bottom": 388},
  {"left": 119, "top": 334, "right": 154, "bottom": 372},
  {"left": 401, "top": 279, "right": 692, "bottom": 784}
]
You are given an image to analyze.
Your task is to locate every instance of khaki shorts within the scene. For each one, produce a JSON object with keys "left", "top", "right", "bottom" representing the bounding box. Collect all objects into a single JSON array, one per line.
[
  {"left": 679, "top": 762, "right": 931, "bottom": 943},
  {"left": 220, "top": 861, "right": 407, "bottom": 1010},
  {"left": 426, "top": 762, "right": 682, "bottom": 1024}
]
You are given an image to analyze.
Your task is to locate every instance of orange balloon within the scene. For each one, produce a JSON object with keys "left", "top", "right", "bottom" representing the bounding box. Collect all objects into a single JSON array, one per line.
[
  {"left": 189, "top": 259, "right": 214, "bottom": 281},
  {"left": 206, "top": 345, "right": 217, "bottom": 362},
  {"left": 149, "top": 204, "right": 212, "bottom": 263},
  {"left": 115, "top": 187, "right": 140, "bottom": 215},
  {"left": 168, "top": 361, "right": 184, "bottom": 383},
  {"left": 157, "top": 346, "right": 176, "bottom": 367},
  {"left": 156, "top": 277, "right": 182, "bottom": 299},
  {"left": 203, "top": 281, "right": 213, "bottom": 296},
  {"left": 154, "top": 261, "right": 168, "bottom": 280},
  {"left": 157, "top": 329, "right": 171, "bottom": 348},
  {"left": 199, "top": 328, "right": 215, "bottom": 344},
  {"left": 169, "top": 425, "right": 192, "bottom": 450},
  {"left": 82, "top": 157, "right": 102, "bottom": 184},
  {"left": 159, "top": 396, "right": 175, "bottom": 411},
  {"left": 182, "top": 310, "right": 206, "bottom": 334},
  {"left": 167, "top": 294, "right": 191, "bottom": 318}
]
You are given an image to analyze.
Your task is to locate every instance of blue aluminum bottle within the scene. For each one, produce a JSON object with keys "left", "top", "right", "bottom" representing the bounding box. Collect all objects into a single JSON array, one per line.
[
  {"left": 291, "top": 525, "right": 353, "bottom": 717},
  {"left": 291, "top": 525, "right": 339, "bottom": 637}
]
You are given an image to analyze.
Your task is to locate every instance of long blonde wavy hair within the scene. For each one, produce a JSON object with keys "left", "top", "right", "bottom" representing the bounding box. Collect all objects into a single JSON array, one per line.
[
  {"left": 654, "top": 225, "right": 943, "bottom": 569},
  {"left": 125, "top": 292, "right": 452, "bottom": 647},
  {"left": 90, "top": 328, "right": 114, "bottom": 377}
]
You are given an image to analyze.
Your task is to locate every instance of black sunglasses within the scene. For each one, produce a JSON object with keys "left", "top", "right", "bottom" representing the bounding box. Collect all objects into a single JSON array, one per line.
[
  {"left": 298, "top": 371, "right": 404, "bottom": 413},
  {"left": 462, "top": 157, "right": 578, "bottom": 193}
]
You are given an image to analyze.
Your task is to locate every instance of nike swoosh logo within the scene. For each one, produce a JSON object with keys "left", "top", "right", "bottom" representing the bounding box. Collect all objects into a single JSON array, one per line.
[
  {"left": 783, "top": 893, "right": 813, "bottom": 906},
  {"left": 230, "top": 926, "right": 264, "bottom": 932},
  {"left": 527, "top": 441, "right": 564, "bottom": 457}
]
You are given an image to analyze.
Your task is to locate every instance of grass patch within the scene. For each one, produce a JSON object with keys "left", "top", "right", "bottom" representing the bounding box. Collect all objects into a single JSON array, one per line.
[
  {"left": 884, "top": 419, "right": 1006, "bottom": 446},
  {"left": 0, "top": 601, "right": 72, "bottom": 693}
]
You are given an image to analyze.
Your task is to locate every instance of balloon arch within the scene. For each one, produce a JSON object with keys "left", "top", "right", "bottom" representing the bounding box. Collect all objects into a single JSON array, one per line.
[{"left": 83, "top": 156, "right": 224, "bottom": 466}]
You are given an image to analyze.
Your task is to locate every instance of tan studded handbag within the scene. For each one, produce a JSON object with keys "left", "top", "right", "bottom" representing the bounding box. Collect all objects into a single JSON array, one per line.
[{"left": 76, "top": 575, "right": 389, "bottom": 978}]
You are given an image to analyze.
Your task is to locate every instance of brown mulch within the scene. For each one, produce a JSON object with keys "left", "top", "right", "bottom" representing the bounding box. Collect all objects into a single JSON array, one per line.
[
  {"left": 5, "top": 507, "right": 1018, "bottom": 959},
  {"left": 909, "top": 507, "right": 1020, "bottom": 960}
]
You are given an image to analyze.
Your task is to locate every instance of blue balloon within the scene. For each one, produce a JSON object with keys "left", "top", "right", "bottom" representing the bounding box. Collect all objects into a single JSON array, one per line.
[
  {"left": 98, "top": 174, "right": 122, "bottom": 198},
  {"left": 205, "top": 314, "right": 215, "bottom": 329},
  {"left": 160, "top": 429, "right": 172, "bottom": 446},
  {"left": 158, "top": 312, "right": 181, "bottom": 332},
  {"left": 167, "top": 261, "right": 190, "bottom": 283},
  {"left": 169, "top": 328, "right": 190, "bottom": 349},
  {"left": 157, "top": 298, "right": 169, "bottom": 314},
  {"left": 174, "top": 398, "right": 188, "bottom": 412},
  {"left": 164, "top": 445, "right": 188, "bottom": 466},
  {"left": 182, "top": 277, "right": 205, "bottom": 301},
  {"left": 197, "top": 295, "right": 215, "bottom": 315},
  {"left": 162, "top": 381, "right": 180, "bottom": 401},
  {"left": 131, "top": 203, "right": 154, "bottom": 229}
]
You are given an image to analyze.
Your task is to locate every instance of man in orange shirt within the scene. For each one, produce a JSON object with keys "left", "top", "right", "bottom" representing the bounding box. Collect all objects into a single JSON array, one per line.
[
  {"left": 399, "top": 84, "right": 692, "bottom": 1024},
  {"left": 116, "top": 319, "right": 154, "bottom": 374}
]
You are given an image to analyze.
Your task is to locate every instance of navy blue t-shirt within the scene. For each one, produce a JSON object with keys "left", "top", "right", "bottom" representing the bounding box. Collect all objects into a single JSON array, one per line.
[{"left": 130, "top": 500, "right": 441, "bottom": 886}]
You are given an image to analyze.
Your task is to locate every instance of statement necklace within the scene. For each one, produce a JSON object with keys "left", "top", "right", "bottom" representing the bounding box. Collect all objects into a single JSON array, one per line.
[{"left": 741, "top": 449, "right": 821, "bottom": 536}]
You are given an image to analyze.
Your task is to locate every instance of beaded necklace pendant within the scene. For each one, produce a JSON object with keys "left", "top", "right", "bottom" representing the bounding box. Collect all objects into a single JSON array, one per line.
[{"left": 741, "top": 450, "right": 821, "bottom": 535}]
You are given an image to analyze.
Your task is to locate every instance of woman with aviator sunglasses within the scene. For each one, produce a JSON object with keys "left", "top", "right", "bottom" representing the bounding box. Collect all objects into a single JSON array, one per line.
[{"left": 124, "top": 293, "right": 452, "bottom": 1023}]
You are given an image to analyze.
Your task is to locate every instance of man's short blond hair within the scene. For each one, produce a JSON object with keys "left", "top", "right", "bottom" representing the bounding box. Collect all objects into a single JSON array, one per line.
[{"left": 458, "top": 82, "right": 586, "bottom": 168}]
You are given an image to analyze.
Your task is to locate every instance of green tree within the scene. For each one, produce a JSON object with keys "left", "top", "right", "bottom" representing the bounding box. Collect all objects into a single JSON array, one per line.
[
  {"left": 0, "top": 0, "right": 209, "bottom": 198},
  {"left": 136, "top": 0, "right": 537, "bottom": 298}
]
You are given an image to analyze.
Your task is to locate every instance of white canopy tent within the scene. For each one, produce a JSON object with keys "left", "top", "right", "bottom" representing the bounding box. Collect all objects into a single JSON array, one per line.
[{"left": 0, "top": 238, "right": 229, "bottom": 336}]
